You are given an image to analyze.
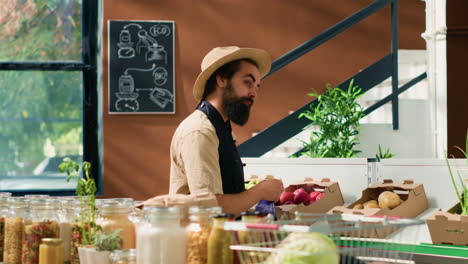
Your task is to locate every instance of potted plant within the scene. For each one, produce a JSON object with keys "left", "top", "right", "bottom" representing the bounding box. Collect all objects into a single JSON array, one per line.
[
  {"left": 59, "top": 158, "right": 103, "bottom": 263},
  {"left": 295, "top": 79, "right": 365, "bottom": 158},
  {"left": 375, "top": 144, "right": 395, "bottom": 161},
  {"left": 78, "top": 230, "right": 123, "bottom": 264},
  {"left": 427, "top": 131, "right": 468, "bottom": 245}
]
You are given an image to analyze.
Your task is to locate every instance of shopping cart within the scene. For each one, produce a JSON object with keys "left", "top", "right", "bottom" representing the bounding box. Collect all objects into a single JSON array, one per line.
[{"left": 224, "top": 212, "right": 426, "bottom": 264}]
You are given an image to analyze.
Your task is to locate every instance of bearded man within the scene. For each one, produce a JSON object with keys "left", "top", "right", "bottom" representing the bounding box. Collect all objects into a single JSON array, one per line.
[{"left": 169, "top": 46, "right": 283, "bottom": 215}]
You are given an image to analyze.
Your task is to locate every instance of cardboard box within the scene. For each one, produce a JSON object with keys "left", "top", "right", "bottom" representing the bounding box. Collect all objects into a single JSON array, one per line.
[
  {"left": 328, "top": 179, "right": 429, "bottom": 238},
  {"left": 427, "top": 202, "right": 468, "bottom": 246},
  {"left": 329, "top": 179, "right": 428, "bottom": 218},
  {"left": 275, "top": 177, "right": 345, "bottom": 220}
]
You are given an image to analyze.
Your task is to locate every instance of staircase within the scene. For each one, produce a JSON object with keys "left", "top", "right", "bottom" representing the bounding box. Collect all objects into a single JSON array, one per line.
[{"left": 260, "top": 49, "right": 434, "bottom": 159}]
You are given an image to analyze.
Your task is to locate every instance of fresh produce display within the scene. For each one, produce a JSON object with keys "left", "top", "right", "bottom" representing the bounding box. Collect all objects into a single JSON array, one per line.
[
  {"left": 277, "top": 188, "right": 324, "bottom": 206},
  {"left": 352, "top": 191, "right": 403, "bottom": 210},
  {"left": 245, "top": 175, "right": 276, "bottom": 190},
  {"left": 264, "top": 232, "right": 339, "bottom": 264},
  {"left": 378, "top": 191, "right": 403, "bottom": 209},
  {"left": 244, "top": 179, "right": 260, "bottom": 190}
]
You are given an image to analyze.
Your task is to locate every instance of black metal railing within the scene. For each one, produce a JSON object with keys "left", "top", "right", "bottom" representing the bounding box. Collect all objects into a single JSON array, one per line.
[{"left": 239, "top": 0, "right": 427, "bottom": 157}]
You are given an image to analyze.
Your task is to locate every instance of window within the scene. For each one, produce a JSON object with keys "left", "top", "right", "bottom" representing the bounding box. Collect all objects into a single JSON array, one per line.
[{"left": 0, "top": 0, "right": 100, "bottom": 195}]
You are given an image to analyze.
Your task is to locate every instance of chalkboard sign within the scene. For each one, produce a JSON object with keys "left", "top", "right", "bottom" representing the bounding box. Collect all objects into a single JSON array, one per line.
[{"left": 108, "top": 20, "right": 175, "bottom": 114}]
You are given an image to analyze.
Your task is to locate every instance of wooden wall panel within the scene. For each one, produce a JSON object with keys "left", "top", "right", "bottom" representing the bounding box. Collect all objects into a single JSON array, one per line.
[{"left": 447, "top": 0, "right": 468, "bottom": 157}]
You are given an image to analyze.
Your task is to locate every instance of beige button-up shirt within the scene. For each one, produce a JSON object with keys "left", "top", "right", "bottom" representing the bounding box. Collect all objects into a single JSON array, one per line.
[{"left": 169, "top": 110, "right": 224, "bottom": 195}]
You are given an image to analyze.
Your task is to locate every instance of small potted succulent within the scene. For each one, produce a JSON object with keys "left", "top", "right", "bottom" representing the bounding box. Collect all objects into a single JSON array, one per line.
[{"left": 78, "top": 230, "right": 123, "bottom": 264}]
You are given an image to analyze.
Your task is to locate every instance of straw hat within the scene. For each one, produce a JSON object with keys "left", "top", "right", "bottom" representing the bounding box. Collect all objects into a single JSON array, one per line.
[{"left": 193, "top": 46, "right": 272, "bottom": 101}]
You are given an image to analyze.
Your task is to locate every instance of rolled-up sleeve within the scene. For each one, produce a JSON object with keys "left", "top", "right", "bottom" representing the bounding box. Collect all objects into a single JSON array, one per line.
[{"left": 179, "top": 129, "right": 223, "bottom": 194}]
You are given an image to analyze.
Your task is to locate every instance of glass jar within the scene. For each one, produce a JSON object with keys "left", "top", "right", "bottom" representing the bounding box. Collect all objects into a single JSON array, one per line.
[
  {"left": 24, "top": 194, "right": 50, "bottom": 199},
  {"left": 58, "top": 197, "right": 76, "bottom": 263},
  {"left": 136, "top": 207, "right": 186, "bottom": 264},
  {"left": 39, "top": 238, "right": 64, "bottom": 264},
  {"left": 22, "top": 198, "right": 60, "bottom": 264},
  {"left": 0, "top": 196, "right": 10, "bottom": 262},
  {"left": 185, "top": 206, "right": 221, "bottom": 264},
  {"left": 207, "top": 213, "right": 235, "bottom": 264},
  {"left": 97, "top": 198, "right": 136, "bottom": 249},
  {"left": 4, "top": 197, "right": 28, "bottom": 264},
  {"left": 70, "top": 198, "right": 89, "bottom": 264},
  {"left": 239, "top": 211, "right": 269, "bottom": 262},
  {"left": 110, "top": 249, "right": 136, "bottom": 264}
]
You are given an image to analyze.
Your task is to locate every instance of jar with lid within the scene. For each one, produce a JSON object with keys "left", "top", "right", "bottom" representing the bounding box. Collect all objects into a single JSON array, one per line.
[
  {"left": 185, "top": 206, "right": 221, "bottom": 264},
  {"left": 110, "top": 249, "right": 136, "bottom": 264},
  {"left": 58, "top": 197, "right": 76, "bottom": 263},
  {"left": 39, "top": 238, "right": 64, "bottom": 264},
  {"left": 70, "top": 198, "right": 90, "bottom": 264},
  {"left": 207, "top": 213, "right": 235, "bottom": 264},
  {"left": 22, "top": 198, "right": 60, "bottom": 264},
  {"left": 238, "top": 211, "right": 261, "bottom": 244},
  {"left": 4, "top": 197, "right": 28, "bottom": 264},
  {"left": 96, "top": 198, "right": 136, "bottom": 249},
  {"left": 136, "top": 207, "right": 186, "bottom": 264},
  {"left": 0, "top": 196, "right": 10, "bottom": 262},
  {"left": 24, "top": 194, "right": 50, "bottom": 199},
  {"left": 239, "top": 211, "right": 270, "bottom": 262}
]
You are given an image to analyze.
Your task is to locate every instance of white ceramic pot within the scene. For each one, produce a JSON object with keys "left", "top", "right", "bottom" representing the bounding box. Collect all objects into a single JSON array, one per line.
[{"left": 78, "top": 247, "right": 112, "bottom": 264}]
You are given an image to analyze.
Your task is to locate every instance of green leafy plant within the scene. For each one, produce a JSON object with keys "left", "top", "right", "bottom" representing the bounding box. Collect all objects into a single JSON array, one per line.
[
  {"left": 376, "top": 144, "right": 395, "bottom": 161},
  {"left": 297, "top": 79, "right": 365, "bottom": 158},
  {"left": 93, "top": 229, "right": 123, "bottom": 251},
  {"left": 59, "top": 158, "right": 101, "bottom": 245},
  {"left": 446, "top": 131, "right": 468, "bottom": 215}
]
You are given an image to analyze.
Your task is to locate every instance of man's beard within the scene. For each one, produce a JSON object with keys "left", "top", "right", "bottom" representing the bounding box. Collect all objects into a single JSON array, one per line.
[{"left": 222, "top": 82, "right": 253, "bottom": 126}]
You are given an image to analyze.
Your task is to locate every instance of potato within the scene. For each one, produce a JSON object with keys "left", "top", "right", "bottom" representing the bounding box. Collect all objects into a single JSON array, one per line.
[
  {"left": 352, "top": 204, "right": 364, "bottom": 209},
  {"left": 363, "top": 200, "right": 378, "bottom": 206},
  {"left": 378, "top": 191, "right": 402, "bottom": 209},
  {"left": 364, "top": 203, "right": 380, "bottom": 209}
]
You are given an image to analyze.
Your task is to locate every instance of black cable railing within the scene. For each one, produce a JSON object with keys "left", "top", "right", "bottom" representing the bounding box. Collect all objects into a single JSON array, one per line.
[{"left": 239, "top": 0, "right": 427, "bottom": 157}]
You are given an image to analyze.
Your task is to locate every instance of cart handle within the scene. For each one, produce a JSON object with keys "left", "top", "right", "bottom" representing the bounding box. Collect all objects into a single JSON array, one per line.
[{"left": 245, "top": 223, "right": 280, "bottom": 230}]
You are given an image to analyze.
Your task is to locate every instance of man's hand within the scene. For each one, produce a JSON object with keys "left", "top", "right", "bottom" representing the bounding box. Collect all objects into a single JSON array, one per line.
[
  {"left": 252, "top": 179, "right": 284, "bottom": 202},
  {"left": 215, "top": 178, "right": 284, "bottom": 216}
]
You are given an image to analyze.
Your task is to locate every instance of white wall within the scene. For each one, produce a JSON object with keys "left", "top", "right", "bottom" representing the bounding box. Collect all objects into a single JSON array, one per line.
[{"left": 358, "top": 99, "right": 434, "bottom": 159}]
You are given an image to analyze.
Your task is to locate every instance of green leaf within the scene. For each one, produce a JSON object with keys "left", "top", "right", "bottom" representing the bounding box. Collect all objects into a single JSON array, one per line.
[{"left": 296, "top": 79, "right": 364, "bottom": 158}]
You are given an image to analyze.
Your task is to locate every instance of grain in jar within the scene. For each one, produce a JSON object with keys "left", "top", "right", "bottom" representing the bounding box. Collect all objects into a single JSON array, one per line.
[
  {"left": 97, "top": 198, "right": 136, "bottom": 249},
  {"left": 0, "top": 196, "right": 10, "bottom": 262},
  {"left": 185, "top": 206, "right": 221, "bottom": 264},
  {"left": 136, "top": 207, "right": 186, "bottom": 264},
  {"left": 4, "top": 197, "right": 28, "bottom": 264},
  {"left": 22, "top": 198, "right": 60, "bottom": 264}
]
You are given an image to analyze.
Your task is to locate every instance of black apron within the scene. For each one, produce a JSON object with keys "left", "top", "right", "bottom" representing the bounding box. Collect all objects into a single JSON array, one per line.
[{"left": 197, "top": 101, "right": 245, "bottom": 194}]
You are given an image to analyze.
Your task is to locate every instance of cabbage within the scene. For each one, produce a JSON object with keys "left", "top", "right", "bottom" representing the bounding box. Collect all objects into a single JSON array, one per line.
[{"left": 265, "top": 232, "right": 339, "bottom": 264}]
